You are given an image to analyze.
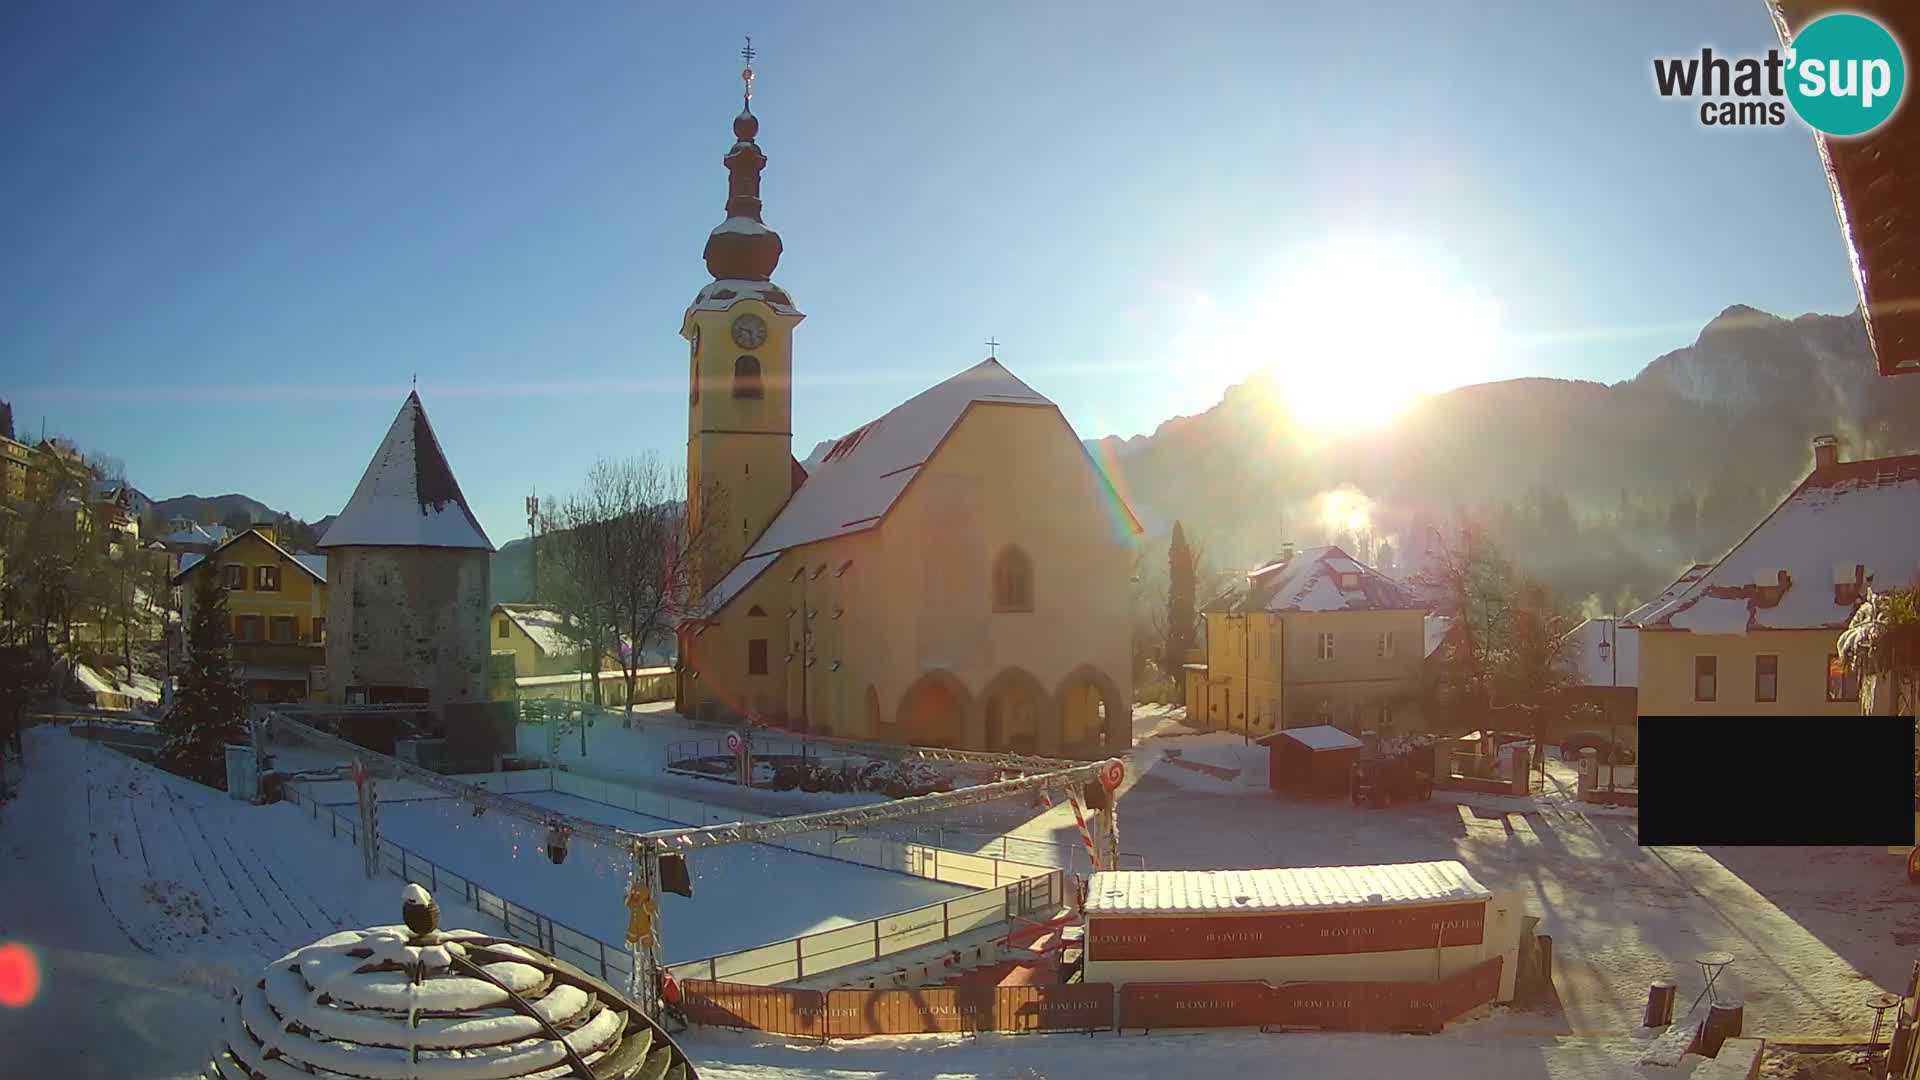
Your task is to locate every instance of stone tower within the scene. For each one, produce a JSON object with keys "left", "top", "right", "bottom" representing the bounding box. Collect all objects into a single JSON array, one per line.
[
  {"left": 318, "top": 391, "right": 494, "bottom": 703},
  {"left": 682, "top": 45, "right": 804, "bottom": 594}
]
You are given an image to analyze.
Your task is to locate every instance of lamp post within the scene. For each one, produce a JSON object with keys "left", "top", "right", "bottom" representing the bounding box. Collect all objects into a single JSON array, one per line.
[
  {"left": 1241, "top": 612, "right": 1251, "bottom": 746},
  {"left": 1598, "top": 618, "right": 1618, "bottom": 792}
]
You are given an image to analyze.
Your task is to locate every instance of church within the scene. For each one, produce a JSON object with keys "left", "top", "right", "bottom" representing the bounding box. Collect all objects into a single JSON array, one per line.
[{"left": 676, "top": 53, "right": 1139, "bottom": 758}]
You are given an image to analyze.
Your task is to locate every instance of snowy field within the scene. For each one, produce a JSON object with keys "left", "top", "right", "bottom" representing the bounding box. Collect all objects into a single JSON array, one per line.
[{"left": 336, "top": 788, "right": 971, "bottom": 964}]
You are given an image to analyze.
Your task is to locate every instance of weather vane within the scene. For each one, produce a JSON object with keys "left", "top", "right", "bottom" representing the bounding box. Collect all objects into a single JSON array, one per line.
[{"left": 741, "top": 36, "right": 756, "bottom": 109}]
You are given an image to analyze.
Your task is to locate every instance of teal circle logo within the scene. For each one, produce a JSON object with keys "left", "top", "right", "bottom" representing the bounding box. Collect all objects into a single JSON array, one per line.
[{"left": 1786, "top": 13, "right": 1906, "bottom": 136}]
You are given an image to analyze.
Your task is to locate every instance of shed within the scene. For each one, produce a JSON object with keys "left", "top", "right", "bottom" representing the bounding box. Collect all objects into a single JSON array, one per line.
[{"left": 1258, "top": 724, "right": 1363, "bottom": 797}]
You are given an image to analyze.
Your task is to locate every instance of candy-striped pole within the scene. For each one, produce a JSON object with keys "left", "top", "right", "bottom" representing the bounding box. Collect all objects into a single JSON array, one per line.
[{"left": 1067, "top": 788, "right": 1098, "bottom": 873}]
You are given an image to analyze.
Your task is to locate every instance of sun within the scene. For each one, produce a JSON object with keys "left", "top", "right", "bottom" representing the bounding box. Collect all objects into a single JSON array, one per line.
[{"left": 1235, "top": 237, "right": 1501, "bottom": 431}]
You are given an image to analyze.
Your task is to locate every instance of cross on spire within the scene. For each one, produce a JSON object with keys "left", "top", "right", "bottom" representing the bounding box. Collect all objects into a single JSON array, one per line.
[
  {"left": 741, "top": 36, "right": 756, "bottom": 109},
  {"left": 985, "top": 337, "right": 1000, "bottom": 360}
]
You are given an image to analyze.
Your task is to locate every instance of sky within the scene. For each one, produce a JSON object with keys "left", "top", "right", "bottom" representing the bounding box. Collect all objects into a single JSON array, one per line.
[{"left": 0, "top": 1, "right": 1867, "bottom": 545}]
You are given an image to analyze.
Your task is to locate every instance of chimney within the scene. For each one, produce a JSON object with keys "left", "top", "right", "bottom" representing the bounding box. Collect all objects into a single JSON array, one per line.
[
  {"left": 1812, "top": 434, "right": 1840, "bottom": 470},
  {"left": 1281, "top": 541, "right": 1296, "bottom": 563}
]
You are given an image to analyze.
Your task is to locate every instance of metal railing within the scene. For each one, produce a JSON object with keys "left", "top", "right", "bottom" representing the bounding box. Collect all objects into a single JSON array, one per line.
[
  {"left": 278, "top": 779, "right": 635, "bottom": 986},
  {"left": 667, "top": 866, "right": 1064, "bottom": 986}
]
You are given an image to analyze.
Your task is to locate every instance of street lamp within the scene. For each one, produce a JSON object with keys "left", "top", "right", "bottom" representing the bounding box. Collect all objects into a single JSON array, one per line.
[{"left": 1597, "top": 619, "right": 1618, "bottom": 792}]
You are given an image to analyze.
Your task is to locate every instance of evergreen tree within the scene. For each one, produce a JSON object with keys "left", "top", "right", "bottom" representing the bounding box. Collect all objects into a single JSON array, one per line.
[
  {"left": 1163, "top": 521, "right": 1197, "bottom": 679},
  {"left": 159, "top": 567, "right": 246, "bottom": 786}
]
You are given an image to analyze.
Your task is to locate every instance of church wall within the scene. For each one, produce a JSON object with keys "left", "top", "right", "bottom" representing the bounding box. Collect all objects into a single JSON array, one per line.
[
  {"left": 324, "top": 547, "right": 490, "bottom": 704},
  {"left": 684, "top": 404, "right": 1136, "bottom": 754},
  {"left": 875, "top": 401, "right": 1135, "bottom": 751}
]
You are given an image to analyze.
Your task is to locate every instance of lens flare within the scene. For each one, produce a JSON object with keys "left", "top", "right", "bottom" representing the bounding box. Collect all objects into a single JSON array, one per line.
[{"left": 0, "top": 942, "right": 42, "bottom": 1008}]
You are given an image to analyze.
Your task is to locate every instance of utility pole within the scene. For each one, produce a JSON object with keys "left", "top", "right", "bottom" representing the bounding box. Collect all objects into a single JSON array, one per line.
[
  {"left": 525, "top": 492, "right": 539, "bottom": 601},
  {"left": 1242, "top": 612, "right": 1251, "bottom": 745}
]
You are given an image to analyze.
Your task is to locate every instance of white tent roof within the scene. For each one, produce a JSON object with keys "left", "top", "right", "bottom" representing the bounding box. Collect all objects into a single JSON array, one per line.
[
  {"left": 1086, "top": 861, "right": 1490, "bottom": 916},
  {"left": 318, "top": 392, "right": 494, "bottom": 551},
  {"left": 1264, "top": 724, "right": 1364, "bottom": 752}
]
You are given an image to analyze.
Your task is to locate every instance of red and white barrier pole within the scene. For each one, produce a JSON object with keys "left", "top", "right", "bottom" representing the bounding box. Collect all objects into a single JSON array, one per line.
[{"left": 1066, "top": 788, "right": 1098, "bottom": 873}]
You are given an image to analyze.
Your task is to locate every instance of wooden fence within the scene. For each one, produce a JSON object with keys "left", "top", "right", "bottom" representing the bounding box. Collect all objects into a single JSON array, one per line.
[{"left": 679, "top": 958, "right": 1502, "bottom": 1039}]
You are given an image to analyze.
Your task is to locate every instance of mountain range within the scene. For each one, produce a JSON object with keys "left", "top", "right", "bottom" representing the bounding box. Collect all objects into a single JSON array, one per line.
[
  {"left": 134, "top": 304, "right": 1915, "bottom": 613},
  {"left": 1087, "top": 305, "right": 1920, "bottom": 609}
]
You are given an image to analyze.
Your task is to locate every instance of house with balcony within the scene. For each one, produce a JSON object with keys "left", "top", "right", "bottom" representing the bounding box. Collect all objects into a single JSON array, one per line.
[
  {"left": 1635, "top": 436, "right": 1918, "bottom": 716},
  {"left": 174, "top": 525, "right": 328, "bottom": 703},
  {"left": 1185, "top": 544, "right": 1431, "bottom": 738}
]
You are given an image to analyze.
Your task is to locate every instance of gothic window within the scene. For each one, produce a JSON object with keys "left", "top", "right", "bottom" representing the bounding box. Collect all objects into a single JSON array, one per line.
[
  {"left": 992, "top": 545, "right": 1033, "bottom": 613},
  {"left": 690, "top": 355, "right": 700, "bottom": 405},
  {"left": 733, "top": 355, "right": 763, "bottom": 399}
]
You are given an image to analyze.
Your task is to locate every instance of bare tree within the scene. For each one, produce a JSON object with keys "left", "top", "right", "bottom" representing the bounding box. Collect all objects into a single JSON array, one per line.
[{"left": 545, "top": 456, "right": 725, "bottom": 724}]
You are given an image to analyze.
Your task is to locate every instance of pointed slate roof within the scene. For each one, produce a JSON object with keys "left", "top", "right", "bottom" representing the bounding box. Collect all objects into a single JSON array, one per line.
[{"left": 318, "top": 392, "right": 494, "bottom": 551}]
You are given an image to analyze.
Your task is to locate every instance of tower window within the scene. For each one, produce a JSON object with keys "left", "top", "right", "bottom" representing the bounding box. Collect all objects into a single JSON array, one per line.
[
  {"left": 733, "top": 355, "right": 763, "bottom": 399},
  {"left": 690, "top": 355, "right": 700, "bottom": 405},
  {"left": 992, "top": 545, "right": 1033, "bottom": 612}
]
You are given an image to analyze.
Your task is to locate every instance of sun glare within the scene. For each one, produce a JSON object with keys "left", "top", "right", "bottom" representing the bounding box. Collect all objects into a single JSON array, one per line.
[{"left": 1182, "top": 236, "right": 1502, "bottom": 432}]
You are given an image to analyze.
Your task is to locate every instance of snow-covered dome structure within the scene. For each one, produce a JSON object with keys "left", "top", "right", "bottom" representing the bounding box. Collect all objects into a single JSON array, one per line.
[{"left": 200, "top": 885, "right": 696, "bottom": 1079}]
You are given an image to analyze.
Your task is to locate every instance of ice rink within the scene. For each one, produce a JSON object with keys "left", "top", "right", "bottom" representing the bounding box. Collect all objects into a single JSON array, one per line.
[{"left": 337, "top": 789, "right": 972, "bottom": 964}]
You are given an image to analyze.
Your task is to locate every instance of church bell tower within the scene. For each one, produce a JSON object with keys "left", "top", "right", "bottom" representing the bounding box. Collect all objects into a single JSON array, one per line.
[{"left": 683, "top": 38, "right": 803, "bottom": 593}]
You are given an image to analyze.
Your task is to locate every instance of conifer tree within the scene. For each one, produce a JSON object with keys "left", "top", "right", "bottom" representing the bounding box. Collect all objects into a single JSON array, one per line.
[
  {"left": 1164, "top": 522, "right": 1197, "bottom": 679},
  {"left": 159, "top": 567, "right": 247, "bottom": 786}
]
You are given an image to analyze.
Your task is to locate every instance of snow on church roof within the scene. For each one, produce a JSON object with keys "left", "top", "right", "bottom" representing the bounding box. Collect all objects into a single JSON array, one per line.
[
  {"left": 318, "top": 392, "right": 494, "bottom": 551},
  {"left": 1640, "top": 452, "right": 1920, "bottom": 635},
  {"left": 740, "top": 359, "right": 1054, "bottom": 559}
]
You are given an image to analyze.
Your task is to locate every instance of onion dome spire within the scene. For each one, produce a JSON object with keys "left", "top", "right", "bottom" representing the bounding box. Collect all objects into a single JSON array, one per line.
[{"left": 703, "top": 36, "right": 784, "bottom": 282}]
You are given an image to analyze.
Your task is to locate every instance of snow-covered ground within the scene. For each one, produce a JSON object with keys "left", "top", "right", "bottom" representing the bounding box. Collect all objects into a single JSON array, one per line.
[
  {"left": 1013, "top": 710, "right": 1914, "bottom": 1039},
  {"left": 347, "top": 789, "right": 970, "bottom": 963},
  {"left": 0, "top": 726, "right": 499, "bottom": 1079}
]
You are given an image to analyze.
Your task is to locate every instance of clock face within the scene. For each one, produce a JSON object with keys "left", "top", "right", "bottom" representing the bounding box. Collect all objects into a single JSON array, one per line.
[{"left": 731, "top": 314, "right": 768, "bottom": 349}]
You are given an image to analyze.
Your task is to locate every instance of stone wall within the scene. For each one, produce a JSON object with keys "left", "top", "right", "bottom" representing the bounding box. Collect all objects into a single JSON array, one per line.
[{"left": 325, "top": 546, "right": 490, "bottom": 703}]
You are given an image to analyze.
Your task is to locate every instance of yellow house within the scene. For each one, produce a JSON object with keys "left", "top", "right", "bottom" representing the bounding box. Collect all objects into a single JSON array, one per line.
[
  {"left": 1636, "top": 436, "right": 1916, "bottom": 716},
  {"left": 174, "top": 526, "right": 328, "bottom": 703},
  {"left": 1187, "top": 545, "right": 1429, "bottom": 738},
  {"left": 676, "top": 76, "right": 1140, "bottom": 757},
  {"left": 489, "top": 603, "right": 678, "bottom": 707}
]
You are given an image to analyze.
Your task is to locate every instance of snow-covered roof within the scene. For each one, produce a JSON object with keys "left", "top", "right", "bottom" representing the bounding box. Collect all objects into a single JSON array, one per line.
[
  {"left": 1424, "top": 615, "right": 1452, "bottom": 659},
  {"left": 686, "top": 278, "right": 801, "bottom": 317},
  {"left": 1085, "top": 860, "right": 1491, "bottom": 916},
  {"left": 1260, "top": 724, "right": 1364, "bottom": 752},
  {"left": 743, "top": 359, "right": 1054, "bottom": 558},
  {"left": 171, "top": 528, "right": 327, "bottom": 584},
  {"left": 701, "top": 551, "right": 778, "bottom": 613},
  {"left": 1640, "top": 452, "right": 1920, "bottom": 635},
  {"left": 1623, "top": 564, "right": 1714, "bottom": 626},
  {"left": 1561, "top": 618, "right": 1639, "bottom": 687},
  {"left": 1236, "top": 545, "right": 1422, "bottom": 613},
  {"left": 496, "top": 605, "right": 585, "bottom": 657},
  {"left": 318, "top": 392, "right": 494, "bottom": 551},
  {"left": 160, "top": 522, "right": 230, "bottom": 548}
]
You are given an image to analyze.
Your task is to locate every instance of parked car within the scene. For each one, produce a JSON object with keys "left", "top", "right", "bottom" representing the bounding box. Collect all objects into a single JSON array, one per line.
[{"left": 1350, "top": 754, "right": 1434, "bottom": 808}]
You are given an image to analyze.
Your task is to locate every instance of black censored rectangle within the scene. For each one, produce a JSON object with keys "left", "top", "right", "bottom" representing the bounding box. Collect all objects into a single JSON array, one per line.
[{"left": 1637, "top": 715, "right": 1914, "bottom": 846}]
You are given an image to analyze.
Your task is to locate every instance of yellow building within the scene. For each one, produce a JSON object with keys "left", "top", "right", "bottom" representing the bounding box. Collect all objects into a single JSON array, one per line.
[
  {"left": 676, "top": 72, "right": 1140, "bottom": 757},
  {"left": 1636, "top": 436, "right": 1915, "bottom": 716},
  {"left": 489, "top": 603, "right": 677, "bottom": 707},
  {"left": 174, "top": 526, "right": 328, "bottom": 703},
  {"left": 1186, "top": 545, "right": 1430, "bottom": 737}
]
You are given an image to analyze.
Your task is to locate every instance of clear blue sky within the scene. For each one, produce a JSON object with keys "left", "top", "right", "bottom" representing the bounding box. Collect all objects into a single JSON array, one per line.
[{"left": 1, "top": 1, "right": 1863, "bottom": 544}]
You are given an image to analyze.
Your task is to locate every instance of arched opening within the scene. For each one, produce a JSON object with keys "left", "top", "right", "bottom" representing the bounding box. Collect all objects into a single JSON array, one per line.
[
  {"left": 896, "top": 671, "right": 972, "bottom": 749},
  {"left": 992, "top": 545, "right": 1033, "bottom": 613},
  {"left": 981, "top": 667, "right": 1047, "bottom": 755},
  {"left": 864, "top": 684, "right": 882, "bottom": 739},
  {"left": 1055, "top": 664, "right": 1127, "bottom": 758},
  {"left": 733, "top": 355, "right": 764, "bottom": 399}
]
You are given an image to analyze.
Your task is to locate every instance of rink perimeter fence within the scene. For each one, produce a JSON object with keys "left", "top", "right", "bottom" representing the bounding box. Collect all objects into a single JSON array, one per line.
[
  {"left": 279, "top": 764, "right": 1071, "bottom": 990},
  {"left": 680, "top": 956, "right": 1504, "bottom": 1039}
]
